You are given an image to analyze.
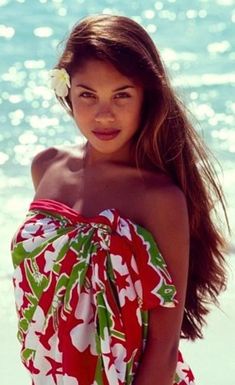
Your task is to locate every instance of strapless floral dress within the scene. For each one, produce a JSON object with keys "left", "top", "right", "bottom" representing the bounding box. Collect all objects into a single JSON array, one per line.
[{"left": 10, "top": 199, "right": 195, "bottom": 385}]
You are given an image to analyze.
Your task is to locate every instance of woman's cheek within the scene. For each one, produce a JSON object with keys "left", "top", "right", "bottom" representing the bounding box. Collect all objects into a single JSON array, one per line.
[{"left": 73, "top": 103, "right": 88, "bottom": 115}]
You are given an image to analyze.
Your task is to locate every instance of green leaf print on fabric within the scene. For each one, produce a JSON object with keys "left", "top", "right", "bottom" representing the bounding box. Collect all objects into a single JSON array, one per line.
[
  {"left": 18, "top": 263, "right": 48, "bottom": 336},
  {"left": 63, "top": 233, "right": 99, "bottom": 312},
  {"left": 106, "top": 253, "right": 116, "bottom": 283},
  {"left": 12, "top": 227, "right": 72, "bottom": 268},
  {"left": 110, "top": 329, "right": 126, "bottom": 340},
  {"left": 25, "top": 260, "right": 48, "bottom": 299},
  {"left": 19, "top": 317, "right": 28, "bottom": 333},
  {"left": 157, "top": 281, "right": 177, "bottom": 305},
  {"left": 53, "top": 240, "right": 71, "bottom": 274},
  {"left": 94, "top": 355, "right": 104, "bottom": 385},
  {"left": 21, "top": 348, "right": 36, "bottom": 363},
  {"left": 135, "top": 226, "right": 169, "bottom": 273},
  {"left": 140, "top": 310, "right": 148, "bottom": 343},
  {"left": 135, "top": 225, "right": 177, "bottom": 307},
  {"left": 125, "top": 349, "right": 137, "bottom": 385},
  {"left": 96, "top": 291, "right": 114, "bottom": 340}
]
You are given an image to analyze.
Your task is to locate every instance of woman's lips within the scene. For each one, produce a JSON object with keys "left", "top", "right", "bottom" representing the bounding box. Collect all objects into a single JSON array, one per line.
[{"left": 92, "top": 130, "right": 120, "bottom": 141}]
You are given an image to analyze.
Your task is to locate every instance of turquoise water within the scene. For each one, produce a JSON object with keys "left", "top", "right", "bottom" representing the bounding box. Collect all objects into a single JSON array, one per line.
[{"left": 0, "top": 0, "right": 235, "bottom": 384}]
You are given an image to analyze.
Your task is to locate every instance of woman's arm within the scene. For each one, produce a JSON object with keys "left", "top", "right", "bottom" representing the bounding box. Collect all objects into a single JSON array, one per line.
[{"left": 133, "top": 185, "right": 189, "bottom": 385}]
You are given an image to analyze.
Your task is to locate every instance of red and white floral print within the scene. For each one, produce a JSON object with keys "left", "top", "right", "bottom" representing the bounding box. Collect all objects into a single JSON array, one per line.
[{"left": 11, "top": 198, "right": 195, "bottom": 385}]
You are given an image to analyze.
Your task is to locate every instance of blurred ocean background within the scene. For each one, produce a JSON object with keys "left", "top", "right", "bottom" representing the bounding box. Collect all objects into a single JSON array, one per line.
[{"left": 0, "top": 0, "right": 235, "bottom": 384}]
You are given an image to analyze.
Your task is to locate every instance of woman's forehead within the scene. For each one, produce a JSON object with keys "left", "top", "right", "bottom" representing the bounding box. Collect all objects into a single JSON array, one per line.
[{"left": 71, "top": 59, "right": 140, "bottom": 88}]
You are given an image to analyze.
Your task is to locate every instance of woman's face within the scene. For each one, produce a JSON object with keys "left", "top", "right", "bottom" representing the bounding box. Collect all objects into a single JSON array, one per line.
[{"left": 69, "top": 59, "right": 144, "bottom": 160}]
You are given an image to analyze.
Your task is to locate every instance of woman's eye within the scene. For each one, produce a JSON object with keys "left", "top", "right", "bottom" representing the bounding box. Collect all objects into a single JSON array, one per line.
[
  {"left": 79, "top": 92, "right": 95, "bottom": 98},
  {"left": 78, "top": 92, "right": 131, "bottom": 100},
  {"left": 115, "top": 92, "right": 131, "bottom": 99}
]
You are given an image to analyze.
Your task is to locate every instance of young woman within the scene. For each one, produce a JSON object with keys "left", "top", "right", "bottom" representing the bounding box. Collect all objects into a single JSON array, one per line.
[{"left": 11, "top": 14, "right": 228, "bottom": 385}]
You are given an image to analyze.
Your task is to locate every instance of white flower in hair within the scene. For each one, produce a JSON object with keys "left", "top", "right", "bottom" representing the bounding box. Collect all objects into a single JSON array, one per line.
[{"left": 49, "top": 68, "right": 71, "bottom": 97}]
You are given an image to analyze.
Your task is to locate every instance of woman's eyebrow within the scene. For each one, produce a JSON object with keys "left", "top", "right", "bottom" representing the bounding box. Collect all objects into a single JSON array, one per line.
[{"left": 75, "top": 84, "right": 135, "bottom": 92}]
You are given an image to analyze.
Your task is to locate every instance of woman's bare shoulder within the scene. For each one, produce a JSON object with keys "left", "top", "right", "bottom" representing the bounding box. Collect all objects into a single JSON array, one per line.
[
  {"left": 31, "top": 144, "right": 83, "bottom": 164},
  {"left": 31, "top": 144, "right": 85, "bottom": 190},
  {"left": 139, "top": 171, "right": 188, "bottom": 239},
  {"left": 139, "top": 169, "right": 183, "bottom": 198},
  {"left": 31, "top": 146, "right": 67, "bottom": 190},
  {"left": 31, "top": 146, "right": 67, "bottom": 170}
]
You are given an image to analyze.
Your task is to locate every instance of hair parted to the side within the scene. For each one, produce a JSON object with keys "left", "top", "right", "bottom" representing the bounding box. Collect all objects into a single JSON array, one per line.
[{"left": 53, "top": 14, "right": 229, "bottom": 340}]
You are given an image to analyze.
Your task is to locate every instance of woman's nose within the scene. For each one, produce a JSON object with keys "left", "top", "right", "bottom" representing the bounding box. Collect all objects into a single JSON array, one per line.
[{"left": 94, "top": 105, "right": 115, "bottom": 123}]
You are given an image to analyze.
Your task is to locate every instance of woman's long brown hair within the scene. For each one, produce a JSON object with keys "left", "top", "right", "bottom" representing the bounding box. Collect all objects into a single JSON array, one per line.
[{"left": 54, "top": 14, "right": 229, "bottom": 340}]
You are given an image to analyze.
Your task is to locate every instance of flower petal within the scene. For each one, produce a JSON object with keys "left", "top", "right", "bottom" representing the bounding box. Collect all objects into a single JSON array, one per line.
[{"left": 48, "top": 68, "right": 70, "bottom": 97}]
